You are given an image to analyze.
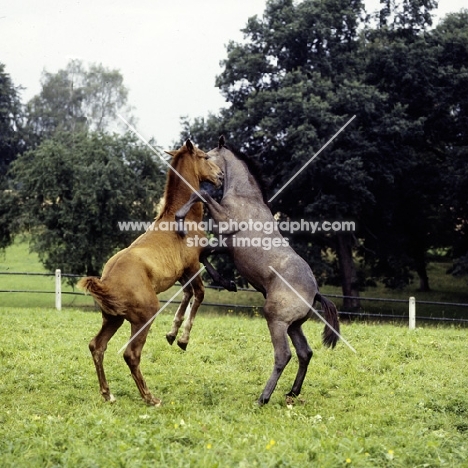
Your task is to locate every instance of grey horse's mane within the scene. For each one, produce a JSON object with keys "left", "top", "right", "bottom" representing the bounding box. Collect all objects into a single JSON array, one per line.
[{"left": 220, "top": 140, "right": 269, "bottom": 205}]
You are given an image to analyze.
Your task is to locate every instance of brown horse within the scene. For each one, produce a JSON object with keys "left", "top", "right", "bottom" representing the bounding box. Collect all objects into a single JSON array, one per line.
[{"left": 78, "top": 140, "right": 223, "bottom": 405}]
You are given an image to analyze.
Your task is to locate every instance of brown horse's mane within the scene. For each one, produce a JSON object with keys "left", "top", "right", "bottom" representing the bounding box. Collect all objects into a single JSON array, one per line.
[
  {"left": 156, "top": 151, "right": 200, "bottom": 220},
  {"left": 222, "top": 143, "right": 269, "bottom": 205}
]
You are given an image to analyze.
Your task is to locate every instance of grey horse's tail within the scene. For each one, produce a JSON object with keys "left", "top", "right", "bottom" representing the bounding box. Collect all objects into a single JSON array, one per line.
[{"left": 315, "top": 293, "right": 340, "bottom": 348}]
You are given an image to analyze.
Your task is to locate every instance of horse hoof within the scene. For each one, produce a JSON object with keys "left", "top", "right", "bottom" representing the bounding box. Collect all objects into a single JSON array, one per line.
[
  {"left": 257, "top": 397, "right": 269, "bottom": 406},
  {"left": 228, "top": 281, "right": 237, "bottom": 292},
  {"left": 102, "top": 393, "right": 116, "bottom": 403},
  {"left": 177, "top": 341, "right": 188, "bottom": 351},
  {"left": 285, "top": 395, "right": 295, "bottom": 407},
  {"left": 166, "top": 334, "right": 176, "bottom": 345},
  {"left": 145, "top": 396, "right": 162, "bottom": 406}
]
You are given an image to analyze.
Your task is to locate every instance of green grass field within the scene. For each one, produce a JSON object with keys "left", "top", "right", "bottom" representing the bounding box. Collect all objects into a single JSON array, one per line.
[
  {"left": 0, "top": 308, "right": 467, "bottom": 467},
  {"left": 1, "top": 240, "right": 468, "bottom": 466}
]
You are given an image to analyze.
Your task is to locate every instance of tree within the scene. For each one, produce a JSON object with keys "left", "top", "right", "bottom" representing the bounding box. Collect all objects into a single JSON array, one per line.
[
  {"left": 26, "top": 60, "right": 134, "bottom": 145},
  {"left": 0, "top": 63, "right": 25, "bottom": 176},
  {"left": 0, "top": 63, "right": 25, "bottom": 249},
  {"left": 360, "top": 9, "right": 468, "bottom": 290},
  {"left": 435, "top": 11, "right": 468, "bottom": 280},
  {"left": 185, "top": 0, "right": 377, "bottom": 309},
  {"left": 11, "top": 131, "right": 164, "bottom": 281},
  {"left": 183, "top": 0, "right": 468, "bottom": 305}
]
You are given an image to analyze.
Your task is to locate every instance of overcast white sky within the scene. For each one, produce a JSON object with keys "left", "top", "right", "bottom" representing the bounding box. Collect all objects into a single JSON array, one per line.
[{"left": 1, "top": 0, "right": 466, "bottom": 148}]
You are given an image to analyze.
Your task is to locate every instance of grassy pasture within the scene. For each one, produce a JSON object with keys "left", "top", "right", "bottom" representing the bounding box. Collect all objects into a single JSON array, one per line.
[{"left": 0, "top": 307, "right": 467, "bottom": 467}]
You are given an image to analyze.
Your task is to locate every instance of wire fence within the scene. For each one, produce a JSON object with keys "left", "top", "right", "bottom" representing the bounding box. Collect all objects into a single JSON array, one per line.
[{"left": 1, "top": 270, "right": 468, "bottom": 326}]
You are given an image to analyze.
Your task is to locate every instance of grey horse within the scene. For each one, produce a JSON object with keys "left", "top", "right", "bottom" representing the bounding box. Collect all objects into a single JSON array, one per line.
[{"left": 174, "top": 136, "right": 340, "bottom": 405}]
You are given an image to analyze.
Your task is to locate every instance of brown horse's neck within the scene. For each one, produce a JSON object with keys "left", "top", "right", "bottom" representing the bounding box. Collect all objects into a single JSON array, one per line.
[{"left": 156, "top": 158, "right": 203, "bottom": 221}]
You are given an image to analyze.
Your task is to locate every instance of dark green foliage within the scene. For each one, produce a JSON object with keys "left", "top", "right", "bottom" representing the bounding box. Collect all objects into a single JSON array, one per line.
[
  {"left": 183, "top": 0, "right": 468, "bottom": 296},
  {"left": 0, "top": 63, "right": 24, "bottom": 176},
  {"left": 0, "top": 63, "right": 25, "bottom": 250},
  {"left": 0, "top": 189, "right": 20, "bottom": 251},
  {"left": 10, "top": 131, "right": 165, "bottom": 281}
]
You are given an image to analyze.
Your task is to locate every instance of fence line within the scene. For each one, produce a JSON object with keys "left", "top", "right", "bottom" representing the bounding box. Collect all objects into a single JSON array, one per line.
[{"left": 1, "top": 270, "right": 468, "bottom": 326}]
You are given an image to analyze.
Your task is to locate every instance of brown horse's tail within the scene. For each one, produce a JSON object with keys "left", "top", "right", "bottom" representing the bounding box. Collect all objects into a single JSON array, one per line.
[
  {"left": 315, "top": 293, "right": 340, "bottom": 348},
  {"left": 77, "top": 277, "right": 126, "bottom": 316}
]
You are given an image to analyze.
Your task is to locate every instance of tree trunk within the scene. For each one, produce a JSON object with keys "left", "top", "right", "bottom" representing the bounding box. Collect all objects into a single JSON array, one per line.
[
  {"left": 411, "top": 243, "right": 430, "bottom": 291},
  {"left": 415, "top": 258, "right": 430, "bottom": 291},
  {"left": 336, "top": 233, "right": 361, "bottom": 312}
]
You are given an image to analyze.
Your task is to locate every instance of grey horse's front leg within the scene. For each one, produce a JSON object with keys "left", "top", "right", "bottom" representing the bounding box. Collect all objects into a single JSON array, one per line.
[
  {"left": 175, "top": 192, "right": 237, "bottom": 293},
  {"left": 201, "top": 247, "right": 237, "bottom": 292},
  {"left": 176, "top": 191, "right": 240, "bottom": 236}
]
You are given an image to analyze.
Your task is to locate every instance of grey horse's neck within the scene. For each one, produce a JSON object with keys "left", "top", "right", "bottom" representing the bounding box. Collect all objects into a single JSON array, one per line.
[{"left": 223, "top": 151, "right": 264, "bottom": 203}]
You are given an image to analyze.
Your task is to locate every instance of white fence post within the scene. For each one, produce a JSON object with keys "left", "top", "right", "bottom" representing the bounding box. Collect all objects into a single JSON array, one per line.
[
  {"left": 55, "top": 269, "right": 62, "bottom": 311},
  {"left": 409, "top": 296, "right": 416, "bottom": 329}
]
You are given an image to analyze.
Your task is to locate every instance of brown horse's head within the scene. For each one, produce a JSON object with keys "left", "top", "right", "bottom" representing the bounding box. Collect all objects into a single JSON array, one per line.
[{"left": 165, "top": 139, "right": 223, "bottom": 187}]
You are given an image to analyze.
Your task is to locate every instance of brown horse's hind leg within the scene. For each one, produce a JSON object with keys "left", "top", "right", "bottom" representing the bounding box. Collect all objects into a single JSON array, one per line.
[
  {"left": 286, "top": 319, "right": 313, "bottom": 399},
  {"left": 124, "top": 317, "right": 161, "bottom": 406},
  {"left": 166, "top": 277, "right": 194, "bottom": 346},
  {"left": 89, "top": 314, "right": 125, "bottom": 402},
  {"left": 177, "top": 274, "right": 205, "bottom": 350}
]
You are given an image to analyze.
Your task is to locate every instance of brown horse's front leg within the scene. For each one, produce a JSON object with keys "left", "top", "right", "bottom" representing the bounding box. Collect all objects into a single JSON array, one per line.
[
  {"left": 177, "top": 273, "right": 205, "bottom": 350},
  {"left": 166, "top": 278, "right": 193, "bottom": 346},
  {"left": 175, "top": 192, "right": 203, "bottom": 236}
]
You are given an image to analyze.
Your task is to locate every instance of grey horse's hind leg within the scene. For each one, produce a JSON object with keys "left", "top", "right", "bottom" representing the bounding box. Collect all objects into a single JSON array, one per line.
[
  {"left": 286, "top": 319, "right": 313, "bottom": 398},
  {"left": 258, "top": 319, "right": 291, "bottom": 405}
]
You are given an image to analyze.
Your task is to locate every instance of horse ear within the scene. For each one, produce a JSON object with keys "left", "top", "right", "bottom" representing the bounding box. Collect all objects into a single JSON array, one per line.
[
  {"left": 164, "top": 150, "right": 178, "bottom": 158},
  {"left": 219, "top": 135, "right": 225, "bottom": 148},
  {"left": 185, "top": 139, "right": 194, "bottom": 153}
]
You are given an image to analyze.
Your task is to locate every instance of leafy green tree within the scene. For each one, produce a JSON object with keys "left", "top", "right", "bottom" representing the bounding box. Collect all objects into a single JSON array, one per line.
[
  {"left": 26, "top": 60, "right": 134, "bottom": 145},
  {"left": 11, "top": 131, "right": 164, "bottom": 280},
  {"left": 0, "top": 63, "right": 24, "bottom": 176},
  {"left": 361, "top": 8, "right": 468, "bottom": 290},
  {"left": 183, "top": 0, "right": 468, "bottom": 305},
  {"left": 0, "top": 63, "right": 25, "bottom": 249},
  {"left": 434, "top": 11, "right": 468, "bottom": 279},
  {"left": 185, "top": 0, "right": 378, "bottom": 309}
]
